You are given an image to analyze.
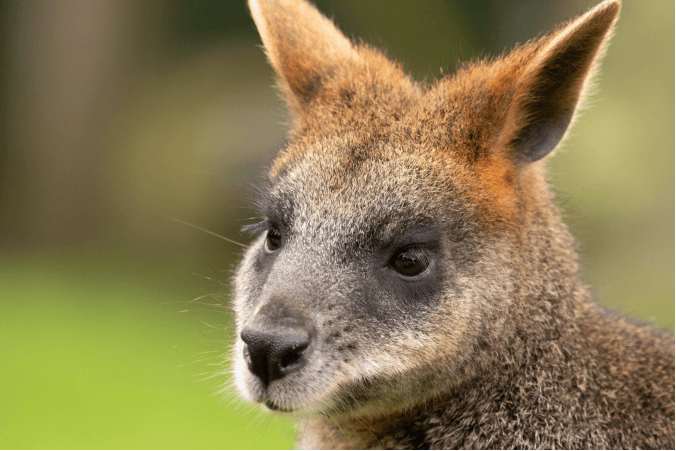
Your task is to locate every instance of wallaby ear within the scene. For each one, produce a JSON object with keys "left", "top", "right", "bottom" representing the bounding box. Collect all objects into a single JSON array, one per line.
[
  {"left": 498, "top": 0, "right": 621, "bottom": 163},
  {"left": 248, "top": 0, "right": 360, "bottom": 116}
]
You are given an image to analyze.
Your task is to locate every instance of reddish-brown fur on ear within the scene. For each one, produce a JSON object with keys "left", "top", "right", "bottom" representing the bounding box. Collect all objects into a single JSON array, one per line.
[
  {"left": 248, "top": 0, "right": 354, "bottom": 104},
  {"left": 248, "top": 0, "right": 414, "bottom": 127},
  {"left": 420, "top": 0, "right": 620, "bottom": 225}
]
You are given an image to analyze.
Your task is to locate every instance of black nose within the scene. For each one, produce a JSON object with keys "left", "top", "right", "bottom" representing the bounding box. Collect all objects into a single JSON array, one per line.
[{"left": 241, "top": 327, "right": 311, "bottom": 386}]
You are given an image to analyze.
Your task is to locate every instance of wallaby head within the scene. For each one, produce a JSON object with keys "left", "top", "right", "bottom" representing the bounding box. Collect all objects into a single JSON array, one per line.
[{"left": 231, "top": 0, "right": 674, "bottom": 448}]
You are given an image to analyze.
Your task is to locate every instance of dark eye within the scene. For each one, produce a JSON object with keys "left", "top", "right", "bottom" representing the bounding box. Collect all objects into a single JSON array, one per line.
[
  {"left": 265, "top": 227, "right": 282, "bottom": 252},
  {"left": 389, "top": 246, "right": 430, "bottom": 277}
]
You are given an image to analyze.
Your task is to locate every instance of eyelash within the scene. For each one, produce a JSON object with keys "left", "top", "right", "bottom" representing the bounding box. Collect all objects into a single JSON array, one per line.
[{"left": 242, "top": 220, "right": 272, "bottom": 236}]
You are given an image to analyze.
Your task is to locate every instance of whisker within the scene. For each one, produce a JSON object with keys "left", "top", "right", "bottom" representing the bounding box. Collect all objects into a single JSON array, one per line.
[{"left": 169, "top": 217, "right": 246, "bottom": 248}]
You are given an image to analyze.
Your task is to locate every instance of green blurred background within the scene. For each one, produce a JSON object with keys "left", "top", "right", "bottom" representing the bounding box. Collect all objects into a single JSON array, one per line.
[{"left": 0, "top": 0, "right": 672, "bottom": 448}]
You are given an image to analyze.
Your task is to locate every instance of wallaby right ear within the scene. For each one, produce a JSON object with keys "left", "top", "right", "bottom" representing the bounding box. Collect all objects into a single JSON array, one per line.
[
  {"left": 496, "top": 0, "right": 621, "bottom": 163},
  {"left": 248, "top": 0, "right": 361, "bottom": 119}
]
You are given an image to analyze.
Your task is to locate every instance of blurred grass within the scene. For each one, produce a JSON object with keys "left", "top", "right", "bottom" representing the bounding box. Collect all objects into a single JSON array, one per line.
[{"left": 0, "top": 251, "right": 295, "bottom": 449}]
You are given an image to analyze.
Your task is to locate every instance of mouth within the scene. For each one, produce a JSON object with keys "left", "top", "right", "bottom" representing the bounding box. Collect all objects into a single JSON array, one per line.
[
  {"left": 263, "top": 376, "right": 376, "bottom": 417},
  {"left": 265, "top": 398, "right": 294, "bottom": 413}
]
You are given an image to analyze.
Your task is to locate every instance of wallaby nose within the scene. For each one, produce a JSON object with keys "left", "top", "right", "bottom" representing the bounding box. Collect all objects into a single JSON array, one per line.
[{"left": 241, "top": 327, "right": 311, "bottom": 386}]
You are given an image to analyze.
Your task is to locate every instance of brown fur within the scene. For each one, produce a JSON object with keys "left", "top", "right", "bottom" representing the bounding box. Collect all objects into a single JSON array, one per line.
[{"left": 233, "top": 0, "right": 675, "bottom": 448}]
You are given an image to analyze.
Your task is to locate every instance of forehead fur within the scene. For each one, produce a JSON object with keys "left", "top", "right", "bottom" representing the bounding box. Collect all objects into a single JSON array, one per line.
[{"left": 267, "top": 137, "right": 466, "bottom": 238}]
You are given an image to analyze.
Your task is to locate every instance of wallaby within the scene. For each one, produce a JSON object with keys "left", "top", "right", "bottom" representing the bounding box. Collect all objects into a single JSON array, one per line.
[{"left": 231, "top": 0, "right": 675, "bottom": 448}]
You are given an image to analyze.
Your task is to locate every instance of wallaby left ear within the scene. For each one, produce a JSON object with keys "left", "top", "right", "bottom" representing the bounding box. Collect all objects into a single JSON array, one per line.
[
  {"left": 248, "top": 0, "right": 361, "bottom": 119},
  {"left": 499, "top": 0, "right": 621, "bottom": 163}
]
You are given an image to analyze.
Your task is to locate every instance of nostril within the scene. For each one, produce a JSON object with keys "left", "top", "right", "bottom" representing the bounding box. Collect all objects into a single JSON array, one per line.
[
  {"left": 242, "top": 343, "right": 253, "bottom": 368},
  {"left": 278, "top": 339, "right": 309, "bottom": 371}
]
